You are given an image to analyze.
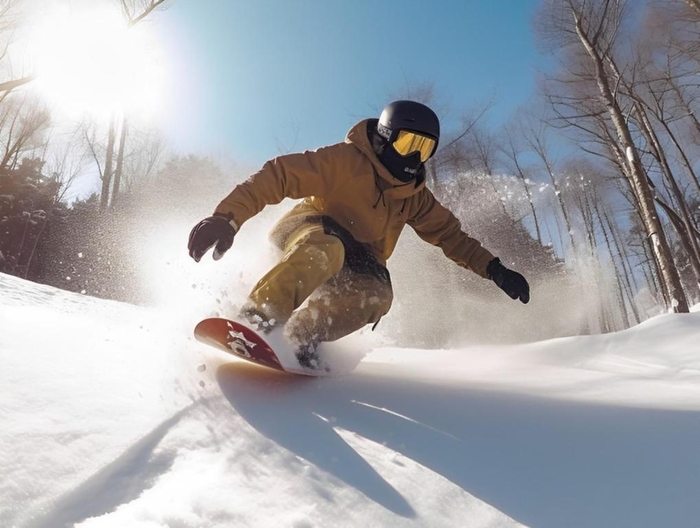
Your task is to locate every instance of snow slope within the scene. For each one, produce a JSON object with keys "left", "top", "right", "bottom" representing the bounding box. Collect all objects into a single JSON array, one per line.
[{"left": 1, "top": 272, "right": 699, "bottom": 528}]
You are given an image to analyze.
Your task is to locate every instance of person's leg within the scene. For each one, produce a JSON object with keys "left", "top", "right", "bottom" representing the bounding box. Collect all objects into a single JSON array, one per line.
[
  {"left": 243, "top": 224, "right": 345, "bottom": 326},
  {"left": 285, "top": 268, "right": 393, "bottom": 363}
]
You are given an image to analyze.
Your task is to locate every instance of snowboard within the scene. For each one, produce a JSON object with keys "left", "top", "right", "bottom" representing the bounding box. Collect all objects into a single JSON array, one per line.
[{"left": 194, "top": 317, "right": 328, "bottom": 377}]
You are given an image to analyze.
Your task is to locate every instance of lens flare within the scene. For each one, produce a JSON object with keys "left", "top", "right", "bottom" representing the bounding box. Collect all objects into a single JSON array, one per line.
[{"left": 27, "top": 5, "right": 164, "bottom": 122}]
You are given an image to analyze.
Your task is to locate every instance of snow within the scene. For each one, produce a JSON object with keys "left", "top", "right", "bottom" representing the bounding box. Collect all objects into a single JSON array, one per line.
[{"left": 1, "top": 272, "right": 700, "bottom": 528}]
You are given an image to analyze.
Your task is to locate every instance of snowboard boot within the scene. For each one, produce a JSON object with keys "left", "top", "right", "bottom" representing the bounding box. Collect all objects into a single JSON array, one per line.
[{"left": 239, "top": 304, "right": 277, "bottom": 335}]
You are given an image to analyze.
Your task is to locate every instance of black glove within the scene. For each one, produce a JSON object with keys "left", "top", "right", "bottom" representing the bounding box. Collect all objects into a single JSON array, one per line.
[
  {"left": 486, "top": 258, "right": 530, "bottom": 304},
  {"left": 188, "top": 213, "right": 236, "bottom": 262}
]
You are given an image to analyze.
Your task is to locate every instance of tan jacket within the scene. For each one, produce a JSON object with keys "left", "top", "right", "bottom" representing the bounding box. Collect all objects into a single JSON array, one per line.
[{"left": 215, "top": 119, "right": 495, "bottom": 278}]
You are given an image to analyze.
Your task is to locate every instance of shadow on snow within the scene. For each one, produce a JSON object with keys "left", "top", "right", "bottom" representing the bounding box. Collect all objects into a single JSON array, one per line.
[
  {"left": 217, "top": 361, "right": 700, "bottom": 528},
  {"left": 27, "top": 403, "right": 197, "bottom": 528}
]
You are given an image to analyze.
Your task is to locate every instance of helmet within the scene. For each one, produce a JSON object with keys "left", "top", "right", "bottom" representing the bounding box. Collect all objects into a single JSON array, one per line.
[
  {"left": 375, "top": 100, "right": 440, "bottom": 182},
  {"left": 377, "top": 100, "right": 440, "bottom": 152}
]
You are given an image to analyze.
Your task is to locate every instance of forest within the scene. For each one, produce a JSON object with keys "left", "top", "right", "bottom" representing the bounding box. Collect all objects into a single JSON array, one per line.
[{"left": 1, "top": 0, "right": 699, "bottom": 340}]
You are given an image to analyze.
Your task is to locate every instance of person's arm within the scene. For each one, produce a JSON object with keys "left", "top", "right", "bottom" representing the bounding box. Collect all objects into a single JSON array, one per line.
[
  {"left": 407, "top": 189, "right": 495, "bottom": 278},
  {"left": 408, "top": 189, "right": 529, "bottom": 303},
  {"left": 188, "top": 144, "right": 342, "bottom": 262},
  {"left": 214, "top": 144, "right": 342, "bottom": 228}
]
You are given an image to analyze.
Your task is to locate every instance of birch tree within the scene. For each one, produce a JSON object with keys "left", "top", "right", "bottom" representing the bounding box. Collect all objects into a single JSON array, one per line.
[{"left": 537, "top": 0, "right": 689, "bottom": 312}]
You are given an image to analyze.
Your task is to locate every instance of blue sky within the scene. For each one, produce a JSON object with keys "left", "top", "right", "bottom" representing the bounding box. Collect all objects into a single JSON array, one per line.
[{"left": 155, "top": 1, "right": 545, "bottom": 166}]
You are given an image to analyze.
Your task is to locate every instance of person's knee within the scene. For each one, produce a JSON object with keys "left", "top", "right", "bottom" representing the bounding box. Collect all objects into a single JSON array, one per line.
[
  {"left": 366, "top": 281, "right": 393, "bottom": 322},
  {"left": 316, "top": 235, "right": 345, "bottom": 276}
]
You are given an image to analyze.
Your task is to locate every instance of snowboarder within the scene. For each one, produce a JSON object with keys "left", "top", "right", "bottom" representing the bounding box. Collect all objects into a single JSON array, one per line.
[{"left": 188, "top": 100, "right": 530, "bottom": 368}]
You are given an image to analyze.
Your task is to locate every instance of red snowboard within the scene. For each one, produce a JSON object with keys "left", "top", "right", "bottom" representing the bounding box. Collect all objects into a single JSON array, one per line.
[{"left": 194, "top": 317, "right": 326, "bottom": 376}]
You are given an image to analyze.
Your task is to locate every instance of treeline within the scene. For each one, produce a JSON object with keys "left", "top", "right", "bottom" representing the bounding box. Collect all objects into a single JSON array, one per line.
[
  {"left": 533, "top": 0, "right": 700, "bottom": 316},
  {"left": 410, "top": 0, "right": 699, "bottom": 333},
  {"left": 0, "top": 0, "right": 175, "bottom": 301},
  {"left": 1, "top": 152, "right": 231, "bottom": 303},
  {"left": 1, "top": 0, "right": 698, "bottom": 336}
]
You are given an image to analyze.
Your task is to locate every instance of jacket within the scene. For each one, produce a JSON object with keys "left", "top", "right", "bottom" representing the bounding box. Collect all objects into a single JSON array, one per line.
[{"left": 214, "top": 119, "right": 495, "bottom": 278}]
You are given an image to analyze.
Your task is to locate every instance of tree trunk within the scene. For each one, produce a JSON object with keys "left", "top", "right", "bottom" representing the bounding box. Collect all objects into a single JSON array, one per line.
[
  {"left": 22, "top": 215, "right": 47, "bottom": 280},
  {"left": 111, "top": 117, "right": 128, "bottom": 208},
  {"left": 507, "top": 142, "right": 543, "bottom": 245},
  {"left": 526, "top": 128, "right": 575, "bottom": 253},
  {"left": 522, "top": 178, "right": 542, "bottom": 246},
  {"left": 601, "top": 203, "right": 641, "bottom": 324},
  {"left": 595, "top": 197, "right": 639, "bottom": 326},
  {"left": 100, "top": 117, "right": 117, "bottom": 210},
  {"left": 0, "top": 75, "right": 35, "bottom": 94},
  {"left": 579, "top": 189, "right": 614, "bottom": 331}
]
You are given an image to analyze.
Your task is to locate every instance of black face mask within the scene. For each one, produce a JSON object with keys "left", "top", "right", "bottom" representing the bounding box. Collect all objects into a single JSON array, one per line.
[{"left": 378, "top": 143, "right": 423, "bottom": 183}]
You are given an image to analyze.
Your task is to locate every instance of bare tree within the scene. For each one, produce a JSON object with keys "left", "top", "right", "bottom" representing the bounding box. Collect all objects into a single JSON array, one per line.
[
  {"left": 100, "top": 0, "right": 171, "bottom": 209},
  {"left": 119, "top": 0, "right": 169, "bottom": 26},
  {"left": 118, "top": 125, "right": 168, "bottom": 194},
  {"left": 43, "top": 125, "right": 92, "bottom": 203},
  {"left": 628, "top": 86, "right": 700, "bottom": 286},
  {"left": 523, "top": 114, "right": 577, "bottom": 254},
  {"left": 100, "top": 116, "right": 117, "bottom": 210},
  {"left": 431, "top": 99, "right": 494, "bottom": 179},
  {"left": 0, "top": 0, "right": 35, "bottom": 96},
  {"left": 111, "top": 117, "right": 128, "bottom": 206},
  {"left": 0, "top": 94, "right": 50, "bottom": 172},
  {"left": 537, "top": 0, "right": 689, "bottom": 312},
  {"left": 599, "top": 200, "right": 642, "bottom": 324},
  {"left": 605, "top": 1, "right": 700, "bottom": 290},
  {"left": 498, "top": 120, "right": 544, "bottom": 245}
]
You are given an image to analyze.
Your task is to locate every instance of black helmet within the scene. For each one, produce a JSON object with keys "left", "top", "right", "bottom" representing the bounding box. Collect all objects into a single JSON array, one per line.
[
  {"left": 377, "top": 100, "right": 440, "bottom": 152},
  {"left": 375, "top": 100, "right": 440, "bottom": 182}
]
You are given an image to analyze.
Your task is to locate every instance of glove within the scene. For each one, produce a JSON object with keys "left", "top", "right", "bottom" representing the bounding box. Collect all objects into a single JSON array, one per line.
[
  {"left": 188, "top": 213, "right": 236, "bottom": 262},
  {"left": 486, "top": 258, "right": 530, "bottom": 304}
]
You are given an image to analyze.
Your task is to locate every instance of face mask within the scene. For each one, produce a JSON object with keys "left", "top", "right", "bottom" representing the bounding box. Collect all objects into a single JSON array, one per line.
[{"left": 378, "top": 144, "right": 423, "bottom": 183}]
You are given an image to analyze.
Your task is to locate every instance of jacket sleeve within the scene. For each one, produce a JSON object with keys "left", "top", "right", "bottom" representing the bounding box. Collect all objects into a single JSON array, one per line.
[
  {"left": 407, "top": 189, "right": 495, "bottom": 278},
  {"left": 214, "top": 144, "right": 342, "bottom": 227}
]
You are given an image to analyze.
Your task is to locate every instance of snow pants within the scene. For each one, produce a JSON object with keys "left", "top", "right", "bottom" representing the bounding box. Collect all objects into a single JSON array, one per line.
[{"left": 246, "top": 222, "right": 393, "bottom": 345}]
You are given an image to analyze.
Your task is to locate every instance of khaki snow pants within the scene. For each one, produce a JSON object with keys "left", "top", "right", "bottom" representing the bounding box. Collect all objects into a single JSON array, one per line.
[{"left": 246, "top": 223, "right": 393, "bottom": 344}]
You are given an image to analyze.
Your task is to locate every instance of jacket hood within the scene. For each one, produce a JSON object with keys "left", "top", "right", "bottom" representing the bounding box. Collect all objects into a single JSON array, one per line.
[{"left": 345, "top": 118, "right": 427, "bottom": 200}]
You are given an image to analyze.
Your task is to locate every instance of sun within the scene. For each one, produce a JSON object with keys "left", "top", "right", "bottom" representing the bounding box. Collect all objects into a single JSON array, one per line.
[{"left": 27, "top": 5, "right": 163, "bottom": 122}]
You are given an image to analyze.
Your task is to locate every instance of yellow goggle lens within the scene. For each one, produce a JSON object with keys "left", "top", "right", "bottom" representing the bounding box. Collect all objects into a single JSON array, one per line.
[{"left": 392, "top": 130, "right": 436, "bottom": 162}]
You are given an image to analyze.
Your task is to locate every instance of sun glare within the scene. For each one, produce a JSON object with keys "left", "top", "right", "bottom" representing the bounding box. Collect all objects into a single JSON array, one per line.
[{"left": 27, "top": 5, "right": 163, "bottom": 123}]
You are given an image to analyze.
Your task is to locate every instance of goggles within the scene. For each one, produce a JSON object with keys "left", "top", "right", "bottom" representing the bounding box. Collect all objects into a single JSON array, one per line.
[{"left": 392, "top": 130, "right": 436, "bottom": 162}]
